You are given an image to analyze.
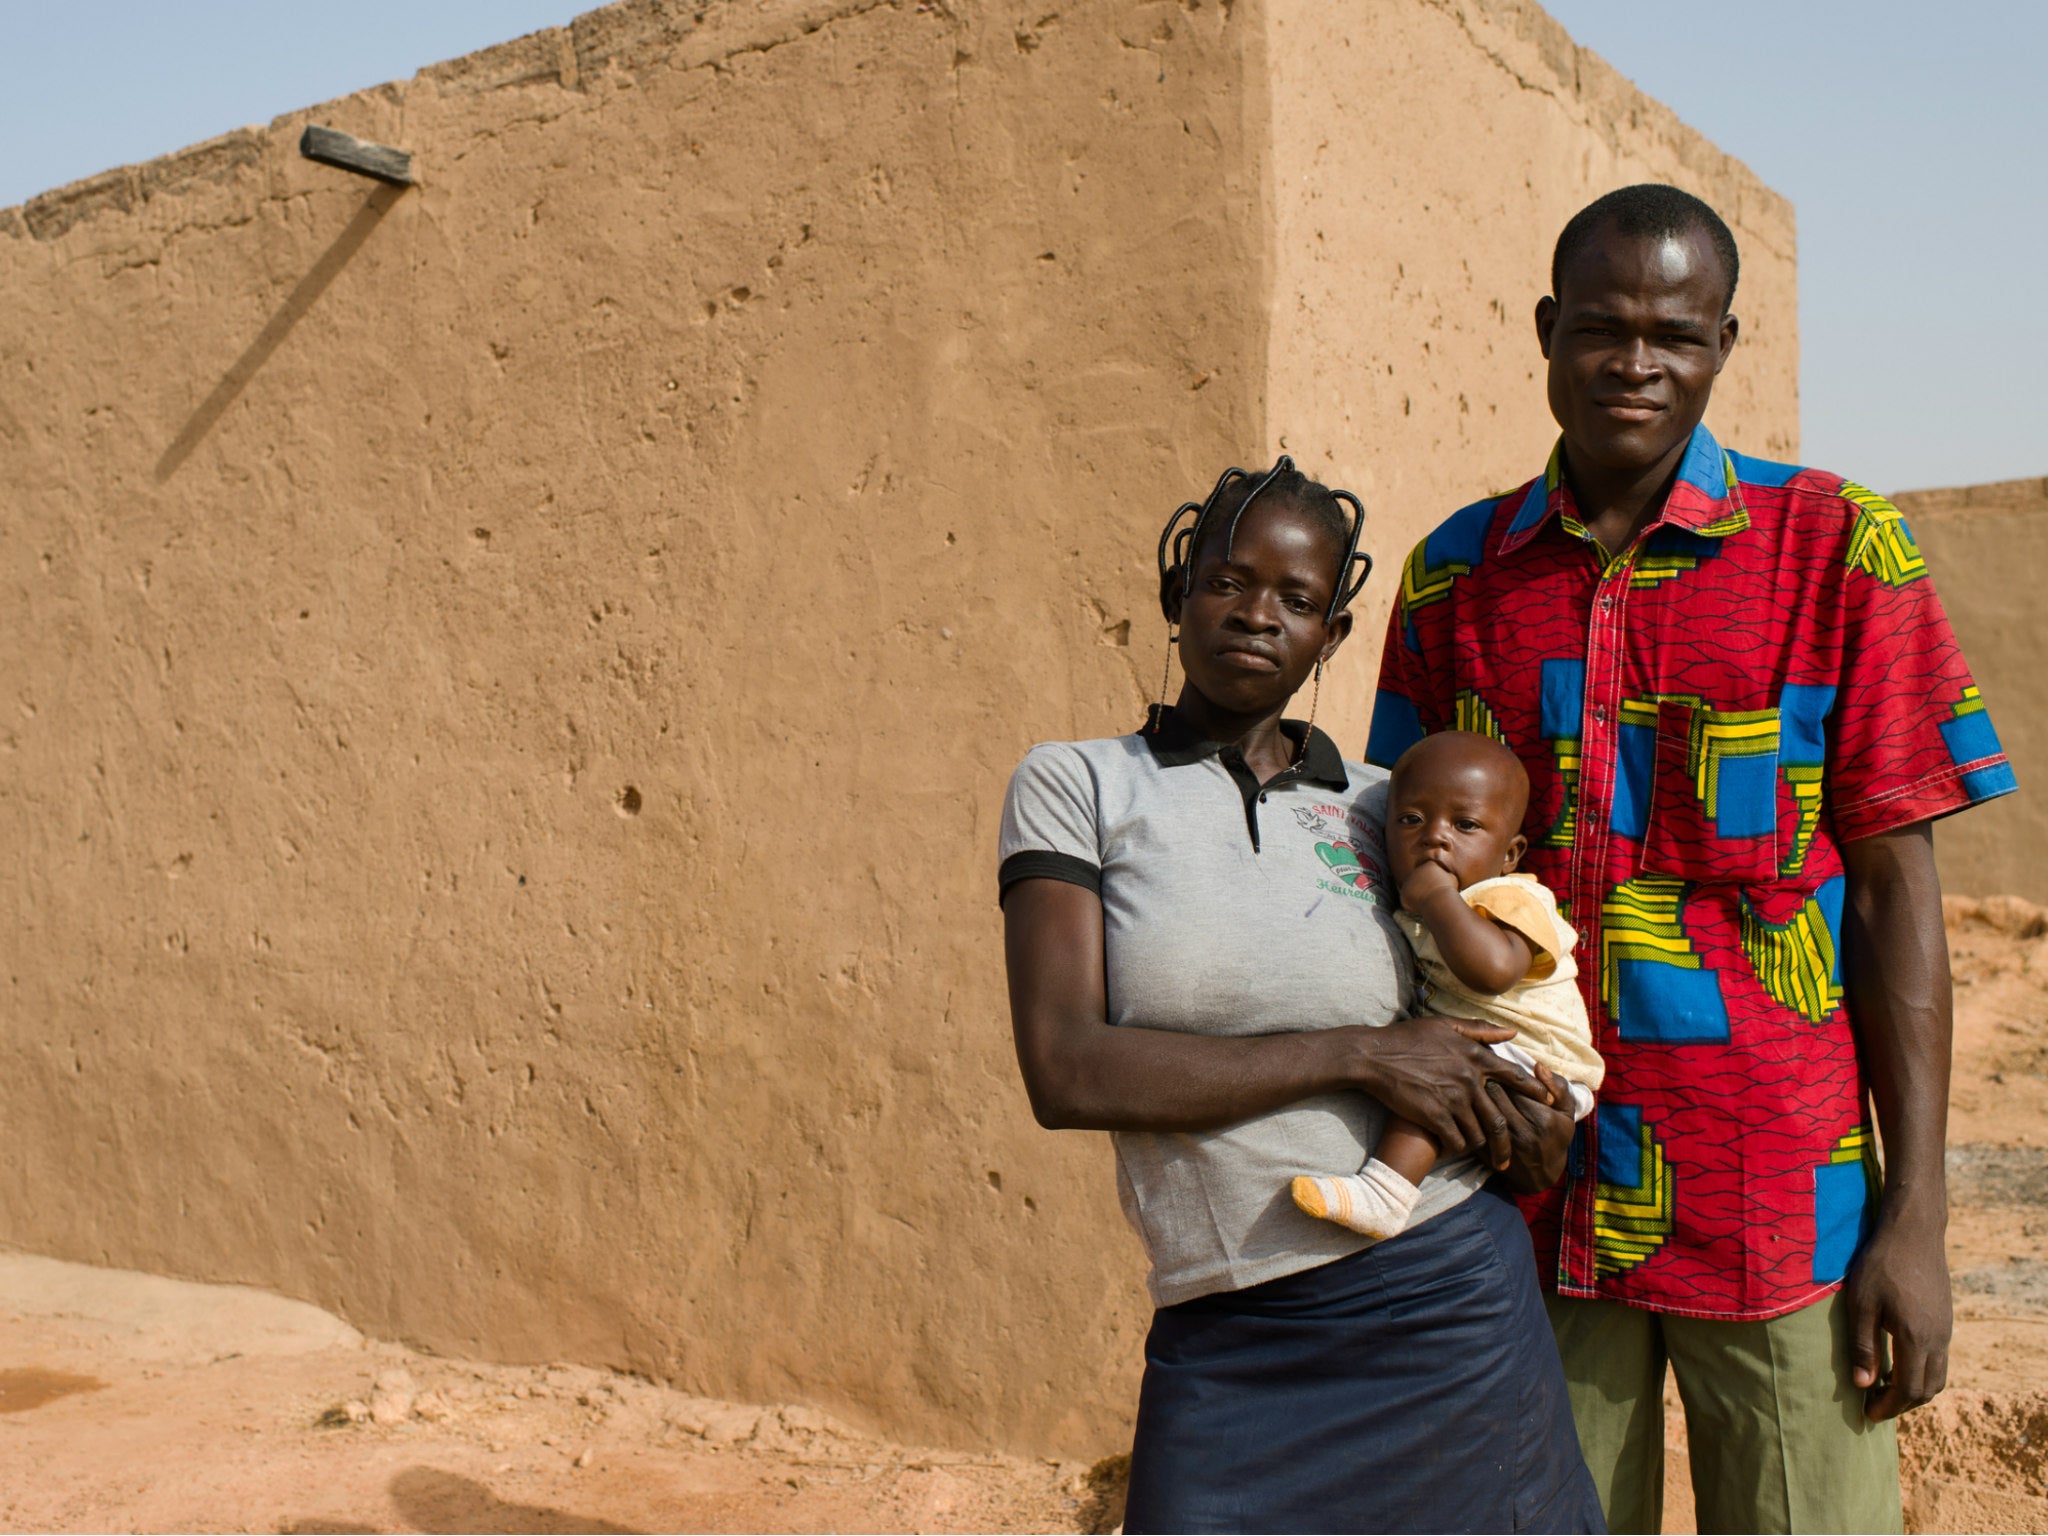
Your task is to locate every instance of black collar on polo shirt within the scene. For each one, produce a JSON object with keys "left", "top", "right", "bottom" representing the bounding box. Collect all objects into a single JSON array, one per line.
[{"left": 1139, "top": 704, "right": 1349, "bottom": 852}]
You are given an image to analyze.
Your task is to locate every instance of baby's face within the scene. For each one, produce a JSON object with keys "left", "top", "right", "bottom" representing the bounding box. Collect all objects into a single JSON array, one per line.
[{"left": 1387, "top": 755, "right": 1527, "bottom": 893}]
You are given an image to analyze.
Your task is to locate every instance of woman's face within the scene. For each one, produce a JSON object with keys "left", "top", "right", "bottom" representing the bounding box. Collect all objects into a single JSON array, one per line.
[{"left": 1169, "top": 502, "right": 1352, "bottom": 718}]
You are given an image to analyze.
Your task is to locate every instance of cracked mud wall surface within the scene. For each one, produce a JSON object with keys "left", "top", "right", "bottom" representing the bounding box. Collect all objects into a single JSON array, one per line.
[
  {"left": 0, "top": 0, "right": 1790, "bottom": 1459},
  {"left": 0, "top": 0, "right": 1269, "bottom": 1459}
]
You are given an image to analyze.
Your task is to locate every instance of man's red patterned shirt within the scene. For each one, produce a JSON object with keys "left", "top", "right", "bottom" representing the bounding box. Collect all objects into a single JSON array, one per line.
[{"left": 1368, "top": 423, "right": 2016, "bottom": 1318}]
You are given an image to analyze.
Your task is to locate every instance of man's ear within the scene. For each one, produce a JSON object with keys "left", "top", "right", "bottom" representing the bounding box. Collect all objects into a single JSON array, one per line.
[
  {"left": 1320, "top": 609, "right": 1355, "bottom": 663},
  {"left": 1159, "top": 566, "right": 1184, "bottom": 624},
  {"left": 1534, "top": 295, "right": 1559, "bottom": 360},
  {"left": 1714, "top": 311, "right": 1741, "bottom": 375},
  {"left": 1503, "top": 832, "right": 1528, "bottom": 874}
]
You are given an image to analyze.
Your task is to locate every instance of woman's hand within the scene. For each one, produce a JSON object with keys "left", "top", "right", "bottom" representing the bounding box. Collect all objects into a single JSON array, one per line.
[{"left": 1345, "top": 1016, "right": 1555, "bottom": 1170}]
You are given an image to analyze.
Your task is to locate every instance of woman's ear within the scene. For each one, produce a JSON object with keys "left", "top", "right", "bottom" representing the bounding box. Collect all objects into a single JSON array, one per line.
[
  {"left": 1158, "top": 566, "right": 1185, "bottom": 624},
  {"left": 1320, "top": 609, "right": 1355, "bottom": 662}
]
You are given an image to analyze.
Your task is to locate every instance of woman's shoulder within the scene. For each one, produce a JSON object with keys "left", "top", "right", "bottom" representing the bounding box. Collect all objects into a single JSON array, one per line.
[
  {"left": 1002, "top": 733, "right": 1155, "bottom": 831},
  {"left": 1008, "top": 732, "right": 1150, "bottom": 785}
]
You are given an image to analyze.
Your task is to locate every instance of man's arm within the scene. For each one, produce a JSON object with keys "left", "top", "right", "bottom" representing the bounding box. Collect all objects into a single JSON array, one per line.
[
  {"left": 1839, "top": 820, "right": 1952, "bottom": 1421},
  {"left": 1489, "top": 1064, "right": 1576, "bottom": 1192}
]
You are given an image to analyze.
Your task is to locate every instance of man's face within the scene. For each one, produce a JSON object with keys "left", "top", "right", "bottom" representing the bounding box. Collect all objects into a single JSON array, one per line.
[{"left": 1535, "top": 225, "right": 1739, "bottom": 479}]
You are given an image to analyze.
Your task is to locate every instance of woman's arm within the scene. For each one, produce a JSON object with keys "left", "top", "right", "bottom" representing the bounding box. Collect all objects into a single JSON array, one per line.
[{"left": 1005, "top": 878, "right": 1551, "bottom": 1162}]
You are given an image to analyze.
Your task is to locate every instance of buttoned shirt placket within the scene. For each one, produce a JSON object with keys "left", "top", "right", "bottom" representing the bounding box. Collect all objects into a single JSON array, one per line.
[{"left": 1557, "top": 512, "right": 1662, "bottom": 1294}]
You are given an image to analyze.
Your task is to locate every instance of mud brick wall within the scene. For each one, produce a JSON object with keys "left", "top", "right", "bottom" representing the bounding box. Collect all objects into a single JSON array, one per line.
[
  {"left": 1897, "top": 479, "right": 2048, "bottom": 905},
  {"left": 0, "top": 0, "right": 1795, "bottom": 1455}
]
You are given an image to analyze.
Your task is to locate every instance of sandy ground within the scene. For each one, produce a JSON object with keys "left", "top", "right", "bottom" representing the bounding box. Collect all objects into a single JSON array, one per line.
[
  {"left": 0, "top": 1255, "right": 1116, "bottom": 1534},
  {"left": 3, "top": 896, "right": 2044, "bottom": 1534}
]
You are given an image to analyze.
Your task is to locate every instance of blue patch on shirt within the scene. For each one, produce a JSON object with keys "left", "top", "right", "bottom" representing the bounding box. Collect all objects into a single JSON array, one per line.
[
  {"left": 1426, "top": 497, "right": 1496, "bottom": 570},
  {"left": 1813, "top": 1160, "right": 1872, "bottom": 1285},
  {"left": 1940, "top": 709, "right": 2004, "bottom": 768},
  {"left": 1726, "top": 450, "right": 1809, "bottom": 489},
  {"left": 1616, "top": 960, "right": 1730, "bottom": 1043},
  {"left": 1366, "top": 690, "right": 1425, "bottom": 769},
  {"left": 1817, "top": 874, "right": 1847, "bottom": 988},
  {"left": 1540, "top": 658, "right": 1586, "bottom": 741},
  {"left": 1778, "top": 684, "right": 1836, "bottom": 768},
  {"left": 1675, "top": 425, "right": 1728, "bottom": 498},
  {"left": 1596, "top": 1103, "right": 1645, "bottom": 1188},
  {"left": 1714, "top": 749, "right": 1780, "bottom": 840},
  {"left": 1962, "top": 760, "right": 2019, "bottom": 801},
  {"left": 1611, "top": 719, "right": 1656, "bottom": 839}
]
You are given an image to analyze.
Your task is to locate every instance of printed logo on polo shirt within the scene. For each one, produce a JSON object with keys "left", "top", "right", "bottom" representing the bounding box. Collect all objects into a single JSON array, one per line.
[{"left": 1294, "top": 805, "right": 1392, "bottom": 907}]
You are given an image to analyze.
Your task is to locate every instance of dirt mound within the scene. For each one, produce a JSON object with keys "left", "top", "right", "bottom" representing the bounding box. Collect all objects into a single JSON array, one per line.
[
  {"left": 1899, "top": 1390, "right": 2048, "bottom": 1533},
  {"left": 1884, "top": 901, "right": 2048, "bottom": 1530}
]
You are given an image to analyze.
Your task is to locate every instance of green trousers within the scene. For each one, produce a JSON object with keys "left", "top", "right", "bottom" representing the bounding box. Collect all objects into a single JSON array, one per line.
[{"left": 1546, "top": 1291, "right": 1901, "bottom": 1535}]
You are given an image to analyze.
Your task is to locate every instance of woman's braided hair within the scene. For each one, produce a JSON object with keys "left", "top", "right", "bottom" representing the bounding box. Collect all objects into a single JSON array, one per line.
[{"left": 1157, "top": 455, "right": 1372, "bottom": 624}]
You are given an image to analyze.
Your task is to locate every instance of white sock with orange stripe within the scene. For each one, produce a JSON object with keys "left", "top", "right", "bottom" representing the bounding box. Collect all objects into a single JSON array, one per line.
[{"left": 1290, "top": 1160, "right": 1421, "bottom": 1240}]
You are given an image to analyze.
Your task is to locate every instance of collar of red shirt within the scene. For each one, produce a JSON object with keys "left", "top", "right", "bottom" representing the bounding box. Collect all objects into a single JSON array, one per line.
[{"left": 1497, "top": 422, "right": 1754, "bottom": 556}]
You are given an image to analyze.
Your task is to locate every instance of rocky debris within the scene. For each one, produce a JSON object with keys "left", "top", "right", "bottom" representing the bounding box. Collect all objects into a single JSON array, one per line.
[
  {"left": 1955, "top": 1260, "right": 2048, "bottom": 1316},
  {"left": 1947, "top": 1145, "right": 2048, "bottom": 1209},
  {"left": 668, "top": 1398, "right": 764, "bottom": 1446},
  {"left": 368, "top": 1367, "right": 416, "bottom": 1425},
  {"left": 1945, "top": 895, "right": 2048, "bottom": 941}
]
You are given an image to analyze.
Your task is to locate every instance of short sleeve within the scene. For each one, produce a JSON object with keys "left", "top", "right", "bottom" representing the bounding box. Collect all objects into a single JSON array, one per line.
[
  {"left": 1824, "top": 490, "right": 2018, "bottom": 840},
  {"left": 1467, "top": 877, "right": 1573, "bottom": 979},
  {"left": 1366, "top": 583, "right": 1442, "bottom": 768},
  {"left": 997, "top": 743, "right": 1103, "bottom": 904}
]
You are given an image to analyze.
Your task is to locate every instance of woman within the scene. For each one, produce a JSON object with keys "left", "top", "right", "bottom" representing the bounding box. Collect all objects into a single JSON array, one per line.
[{"left": 999, "top": 458, "right": 1601, "bottom": 1533}]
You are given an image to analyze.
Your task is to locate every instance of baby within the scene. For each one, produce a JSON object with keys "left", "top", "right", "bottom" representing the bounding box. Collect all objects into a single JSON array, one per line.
[{"left": 1293, "top": 730, "right": 1604, "bottom": 1239}]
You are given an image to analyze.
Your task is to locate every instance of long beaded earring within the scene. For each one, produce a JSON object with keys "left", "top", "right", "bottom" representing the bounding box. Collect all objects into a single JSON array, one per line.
[
  {"left": 1150, "top": 623, "right": 1177, "bottom": 733},
  {"left": 1296, "top": 658, "right": 1324, "bottom": 765}
]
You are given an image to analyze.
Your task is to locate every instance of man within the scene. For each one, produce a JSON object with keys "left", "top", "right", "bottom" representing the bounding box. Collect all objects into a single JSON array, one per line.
[{"left": 1368, "top": 184, "right": 2016, "bottom": 1534}]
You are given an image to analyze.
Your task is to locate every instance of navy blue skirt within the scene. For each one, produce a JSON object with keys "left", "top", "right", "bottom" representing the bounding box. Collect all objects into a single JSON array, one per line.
[{"left": 1124, "top": 1185, "right": 1604, "bottom": 1534}]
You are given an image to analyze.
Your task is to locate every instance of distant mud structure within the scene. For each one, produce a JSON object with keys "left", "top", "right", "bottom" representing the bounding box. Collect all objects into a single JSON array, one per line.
[
  {"left": 1898, "top": 478, "right": 2047, "bottom": 906},
  {"left": 0, "top": 0, "right": 1799, "bottom": 1457}
]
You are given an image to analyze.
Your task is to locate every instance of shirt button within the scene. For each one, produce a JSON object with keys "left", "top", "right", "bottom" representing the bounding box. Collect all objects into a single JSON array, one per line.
[
  {"left": 1259, "top": 793, "right": 1268, "bottom": 803},
  {"left": 1594, "top": 706, "right": 1608, "bottom": 724},
  {"left": 1599, "top": 594, "right": 1615, "bottom": 610}
]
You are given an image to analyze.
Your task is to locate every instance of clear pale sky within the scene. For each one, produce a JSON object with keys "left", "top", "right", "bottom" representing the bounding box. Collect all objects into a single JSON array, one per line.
[{"left": 4, "top": 2, "right": 2040, "bottom": 494}]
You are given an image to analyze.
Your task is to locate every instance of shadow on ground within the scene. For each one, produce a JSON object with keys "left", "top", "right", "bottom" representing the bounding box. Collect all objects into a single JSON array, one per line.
[{"left": 284, "top": 1467, "right": 640, "bottom": 1535}]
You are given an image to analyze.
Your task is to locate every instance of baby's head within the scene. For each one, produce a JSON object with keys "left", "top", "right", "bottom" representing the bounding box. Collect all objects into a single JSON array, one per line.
[{"left": 1387, "top": 731, "right": 1531, "bottom": 894}]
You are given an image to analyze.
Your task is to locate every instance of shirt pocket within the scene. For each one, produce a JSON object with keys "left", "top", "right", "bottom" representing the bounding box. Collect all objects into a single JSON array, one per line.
[{"left": 1638, "top": 698, "right": 1781, "bottom": 886}]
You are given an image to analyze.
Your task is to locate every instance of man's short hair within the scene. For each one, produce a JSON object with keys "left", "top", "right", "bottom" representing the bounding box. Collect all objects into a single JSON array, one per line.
[{"left": 1551, "top": 183, "right": 1740, "bottom": 312}]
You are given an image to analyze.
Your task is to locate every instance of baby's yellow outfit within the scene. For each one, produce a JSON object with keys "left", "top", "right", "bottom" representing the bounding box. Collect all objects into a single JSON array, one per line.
[
  {"left": 1395, "top": 872, "right": 1604, "bottom": 1112},
  {"left": 1293, "top": 869, "right": 1605, "bottom": 1240}
]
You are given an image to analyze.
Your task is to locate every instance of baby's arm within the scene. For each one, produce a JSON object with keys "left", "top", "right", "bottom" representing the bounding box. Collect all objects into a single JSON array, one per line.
[{"left": 1398, "top": 862, "right": 1535, "bottom": 995}]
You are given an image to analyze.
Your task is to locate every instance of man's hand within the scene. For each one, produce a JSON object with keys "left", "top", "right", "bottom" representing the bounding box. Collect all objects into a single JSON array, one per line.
[
  {"left": 1845, "top": 1213, "right": 1952, "bottom": 1420},
  {"left": 1486, "top": 1062, "right": 1574, "bottom": 1193},
  {"left": 1350, "top": 1015, "right": 1552, "bottom": 1170}
]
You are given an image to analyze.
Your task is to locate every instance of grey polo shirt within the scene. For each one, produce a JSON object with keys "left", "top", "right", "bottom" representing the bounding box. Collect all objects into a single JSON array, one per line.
[{"left": 999, "top": 707, "right": 1487, "bottom": 1307}]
